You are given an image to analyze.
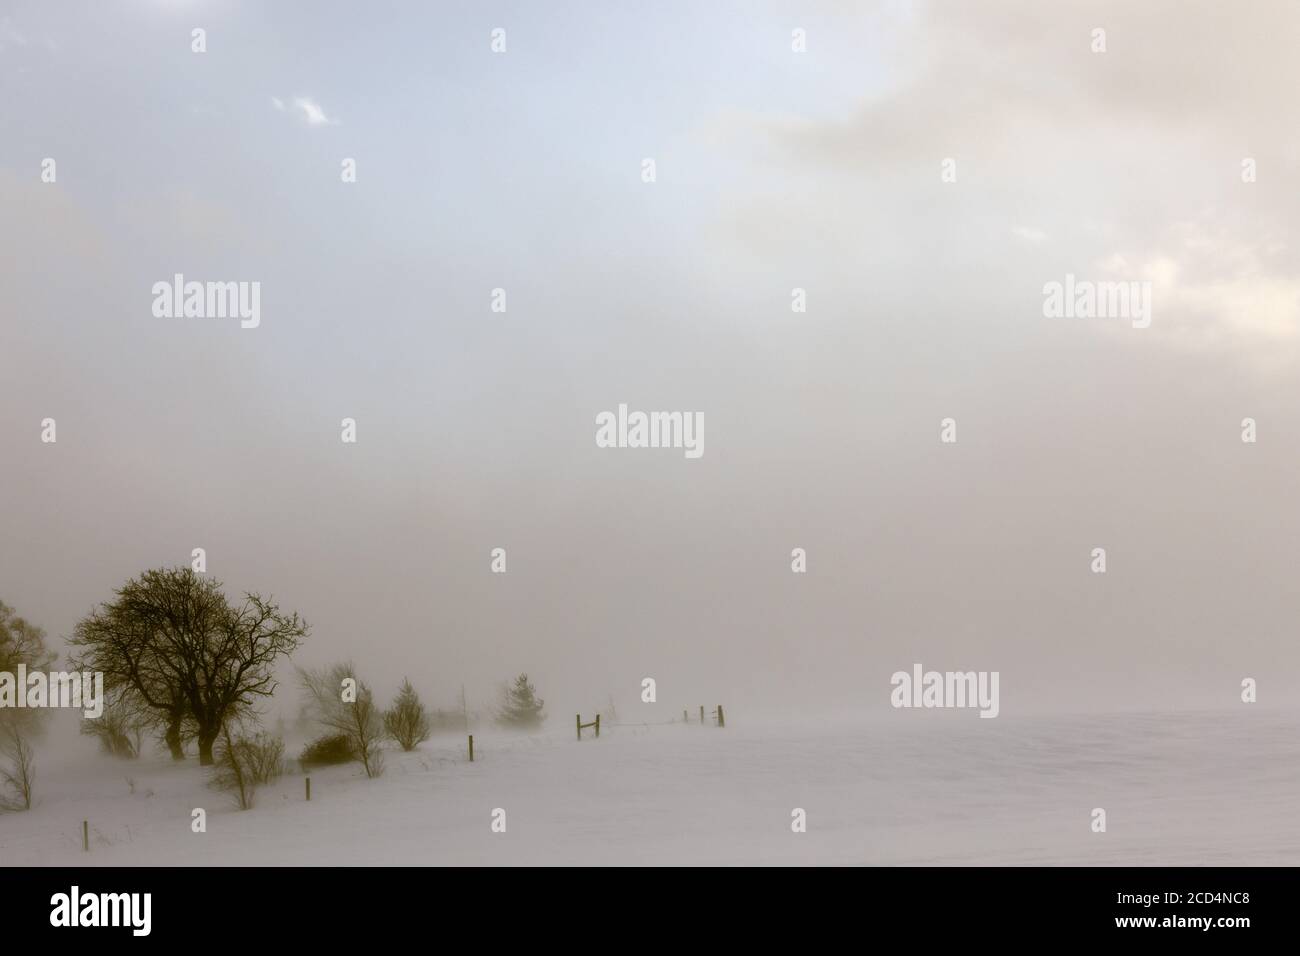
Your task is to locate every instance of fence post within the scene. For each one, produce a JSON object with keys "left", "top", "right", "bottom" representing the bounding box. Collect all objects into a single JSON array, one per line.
[
  {"left": 305, "top": 777, "right": 311, "bottom": 801},
  {"left": 468, "top": 735, "right": 474, "bottom": 762},
  {"left": 717, "top": 704, "right": 725, "bottom": 728},
  {"left": 683, "top": 709, "right": 688, "bottom": 724},
  {"left": 576, "top": 713, "right": 581, "bottom": 740},
  {"left": 595, "top": 714, "right": 600, "bottom": 738},
  {"left": 83, "top": 820, "right": 88, "bottom": 852},
  {"left": 699, "top": 705, "right": 704, "bottom": 724}
]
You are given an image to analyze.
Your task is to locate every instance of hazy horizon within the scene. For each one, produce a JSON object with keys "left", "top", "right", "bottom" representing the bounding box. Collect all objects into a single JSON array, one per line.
[{"left": 4, "top": 0, "right": 1300, "bottom": 724}]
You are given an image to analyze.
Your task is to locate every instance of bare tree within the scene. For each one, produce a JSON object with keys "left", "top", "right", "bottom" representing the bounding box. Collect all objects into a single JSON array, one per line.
[
  {"left": 0, "top": 601, "right": 55, "bottom": 676},
  {"left": 1, "top": 600, "right": 54, "bottom": 740},
  {"left": 1, "top": 601, "right": 51, "bottom": 810},
  {"left": 210, "top": 727, "right": 256, "bottom": 810},
  {"left": 69, "top": 569, "right": 308, "bottom": 765},
  {"left": 186, "top": 592, "right": 307, "bottom": 765},
  {"left": 69, "top": 579, "right": 207, "bottom": 759},
  {"left": 384, "top": 678, "right": 431, "bottom": 751},
  {"left": 235, "top": 730, "right": 285, "bottom": 785},
  {"left": 0, "top": 725, "right": 35, "bottom": 811},
  {"left": 299, "top": 663, "right": 385, "bottom": 778}
]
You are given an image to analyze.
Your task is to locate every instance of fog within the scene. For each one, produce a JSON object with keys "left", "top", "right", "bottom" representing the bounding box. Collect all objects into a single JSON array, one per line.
[{"left": 2, "top": 0, "right": 1298, "bottom": 730}]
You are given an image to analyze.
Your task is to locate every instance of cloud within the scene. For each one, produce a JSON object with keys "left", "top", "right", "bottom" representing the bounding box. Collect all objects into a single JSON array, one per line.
[
  {"left": 270, "top": 95, "right": 339, "bottom": 126},
  {"left": 291, "top": 96, "right": 338, "bottom": 126},
  {"left": 711, "top": 0, "right": 1300, "bottom": 370},
  {"left": 1118, "top": 224, "right": 1300, "bottom": 359}
]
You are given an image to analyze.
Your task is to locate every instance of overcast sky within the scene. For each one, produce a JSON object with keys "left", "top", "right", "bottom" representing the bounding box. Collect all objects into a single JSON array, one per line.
[{"left": 2, "top": 0, "right": 1298, "bottom": 721}]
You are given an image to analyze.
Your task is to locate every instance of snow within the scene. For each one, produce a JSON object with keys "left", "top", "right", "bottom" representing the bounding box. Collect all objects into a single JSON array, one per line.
[{"left": 3, "top": 709, "right": 1298, "bottom": 865}]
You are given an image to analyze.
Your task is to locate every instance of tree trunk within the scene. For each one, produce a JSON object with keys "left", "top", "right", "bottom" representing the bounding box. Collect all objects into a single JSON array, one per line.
[
  {"left": 198, "top": 729, "right": 217, "bottom": 766},
  {"left": 165, "top": 716, "right": 184, "bottom": 761}
]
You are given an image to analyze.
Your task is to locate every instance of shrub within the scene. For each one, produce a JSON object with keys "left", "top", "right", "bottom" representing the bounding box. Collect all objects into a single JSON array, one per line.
[
  {"left": 242, "top": 732, "right": 286, "bottom": 784},
  {"left": 0, "top": 726, "right": 35, "bottom": 812},
  {"left": 207, "top": 730, "right": 286, "bottom": 810},
  {"left": 81, "top": 692, "right": 146, "bottom": 759},
  {"left": 209, "top": 729, "right": 256, "bottom": 810},
  {"left": 84, "top": 720, "right": 138, "bottom": 758},
  {"left": 299, "top": 733, "right": 355, "bottom": 768},
  {"left": 298, "top": 664, "right": 385, "bottom": 778}
]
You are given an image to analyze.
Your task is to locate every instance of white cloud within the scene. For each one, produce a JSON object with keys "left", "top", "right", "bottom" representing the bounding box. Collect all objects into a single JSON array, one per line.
[
  {"left": 269, "top": 95, "right": 339, "bottom": 126},
  {"left": 1088, "top": 225, "right": 1300, "bottom": 365},
  {"left": 292, "top": 96, "right": 338, "bottom": 126}
]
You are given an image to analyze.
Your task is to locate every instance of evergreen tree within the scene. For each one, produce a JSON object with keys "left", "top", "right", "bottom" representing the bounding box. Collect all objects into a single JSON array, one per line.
[
  {"left": 496, "top": 673, "right": 546, "bottom": 729},
  {"left": 383, "top": 678, "right": 431, "bottom": 751}
]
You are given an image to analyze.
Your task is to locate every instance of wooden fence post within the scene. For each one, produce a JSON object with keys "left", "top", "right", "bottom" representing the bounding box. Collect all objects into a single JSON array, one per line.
[
  {"left": 683, "top": 709, "right": 688, "bottom": 723},
  {"left": 699, "top": 705, "right": 704, "bottom": 724},
  {"left": 717, "top": 704, "right": 725, "bottom": 728},
  {"left": 468, "top": 735, "right": 474, "bottom": 762},
  {"left": 83, "top": 820, "right": 88, "bottom": 852},
  {"left": 305, "top": 777, "right": 311, "bottom": 801},
  {"left": 577, "top": 714, "right": 601, "bottom": 740}
]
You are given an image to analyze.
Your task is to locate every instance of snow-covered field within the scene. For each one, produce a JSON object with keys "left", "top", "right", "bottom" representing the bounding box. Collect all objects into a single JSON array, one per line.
[{"left": 4, "top": 709, "right": 1298, "bottom": 866}]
